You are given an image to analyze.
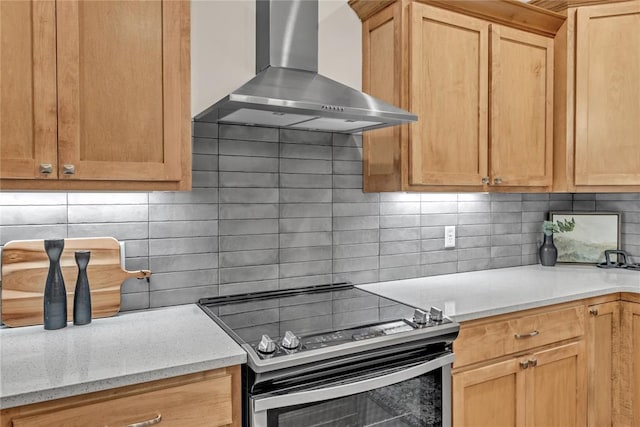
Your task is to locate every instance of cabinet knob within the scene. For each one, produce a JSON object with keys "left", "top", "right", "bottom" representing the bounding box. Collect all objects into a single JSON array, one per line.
[
  {"left": 520, "top": 360, "right": 529, "bottom": 369},
  {"left": 62, "top": 164, "right": 76, "bottom": 175},
  {"left": 481, "top": 177, "right": 490, "bottom": 184},
  {"left": 494, "top": 177, "right": 503, "bottom": 185},
  {"left": 589, "top": 308, "right": 599, "bottom": 316},
  {"left": 528, "top": 358, "right": 538, "bottom": 367},
  {"left": 39, "top": 164, "right": 53, "bottom": 175}
]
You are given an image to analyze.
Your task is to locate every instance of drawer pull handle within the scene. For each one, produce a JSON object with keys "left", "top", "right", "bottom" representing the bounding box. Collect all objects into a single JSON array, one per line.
[
  {"left": 528, "top": 358, "right": 538, "bottom": 367},
  {"left": 520, "top": 360, "right": 529, "bottom": 369},
  {"left": 589, "top": 308, "right": 599, "bottom": 316},
  {"left": 126, "top": 414, "right": 162, "bottom": 427},
  {"left": 514, "top": 330, "right": 539, "bottom": 339}
]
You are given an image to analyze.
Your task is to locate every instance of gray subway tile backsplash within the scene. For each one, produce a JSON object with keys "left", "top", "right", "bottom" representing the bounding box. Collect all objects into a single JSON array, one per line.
[{"left": 5, "top": 123, "right": 640, "bottom": 312}]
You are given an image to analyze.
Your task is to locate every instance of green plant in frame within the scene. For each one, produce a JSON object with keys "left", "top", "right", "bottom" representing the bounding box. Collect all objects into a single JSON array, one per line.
[{"left": 542, "top": 218, "right": 576, "bottom": 236}]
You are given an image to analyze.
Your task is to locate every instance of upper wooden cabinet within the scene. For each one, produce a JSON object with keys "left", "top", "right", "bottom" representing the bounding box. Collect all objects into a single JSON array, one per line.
[
  {"left": 0, "top": 0, "right": 191, "bottom": 191},
  {"left": 490, "top": 26, "right": 554, "bottom": 188},
  {"left": 409, "top": 5, "right": 489, "bottom": 189},
  {"left": 352, "top": 0, "right": 560, "bottom": 192},
  {"left": 0, "top": 1, "right": 57, "bottom": 180},
  {"left": 534, "top": 0, "right": 640, "bottom": 192}
]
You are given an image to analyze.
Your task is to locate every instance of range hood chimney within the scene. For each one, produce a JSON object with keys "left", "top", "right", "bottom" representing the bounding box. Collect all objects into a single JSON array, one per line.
[{"left": 194, "top": 0, "right": 417, "bottom": 133}]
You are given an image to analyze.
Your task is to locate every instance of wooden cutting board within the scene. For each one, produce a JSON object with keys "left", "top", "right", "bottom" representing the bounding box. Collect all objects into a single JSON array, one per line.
[{"left": 1, "top": 237, "right": 151, "bottom": 327}]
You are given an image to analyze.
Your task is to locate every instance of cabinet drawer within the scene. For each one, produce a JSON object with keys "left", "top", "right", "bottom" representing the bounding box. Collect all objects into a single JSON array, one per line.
[
  {"left": 12, "top": 373, "right": 233, "bottom": 427},
  {"left": 454, "top": 306, "right": 585, "bottom": 368}
]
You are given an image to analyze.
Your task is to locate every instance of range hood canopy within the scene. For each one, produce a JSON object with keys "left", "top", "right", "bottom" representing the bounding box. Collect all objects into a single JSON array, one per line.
[{"left": 194, "top": 0, "right": 417, "bottom": 133}]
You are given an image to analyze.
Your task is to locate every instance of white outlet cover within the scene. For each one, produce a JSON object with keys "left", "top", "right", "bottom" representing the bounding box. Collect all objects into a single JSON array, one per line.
[{"left": 444, "top": 226, "right": 456, "bottom": 249}]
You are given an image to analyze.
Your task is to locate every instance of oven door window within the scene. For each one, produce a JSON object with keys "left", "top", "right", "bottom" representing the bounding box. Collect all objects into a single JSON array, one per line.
[{"left": 266, "top": 368, "right": 443, "bottom": 427}]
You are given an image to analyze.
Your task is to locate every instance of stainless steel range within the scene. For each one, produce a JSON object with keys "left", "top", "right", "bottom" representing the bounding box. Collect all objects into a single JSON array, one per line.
[{"left": 199, "top": 283, "right": 459, "bottom": 427}]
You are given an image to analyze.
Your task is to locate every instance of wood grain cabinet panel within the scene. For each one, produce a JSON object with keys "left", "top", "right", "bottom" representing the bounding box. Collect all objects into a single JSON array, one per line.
[
  {"left": 490, "top": 25, "right": 553, "bottom": 188},
  {"left": 454, "top": 305, "right": 584, "bottom": 368},
  {"left": 527, "top": 341, "right": 586, "bottom": 427},
  {"left": 574, "top": 2, "right": 640, "bottom": 186},
  {"left": 354, "top": 0, "right": 558, "bottom": 192},
  {"left": 0, "top": 0, "right": 191, "bottom": 191},
  {"left": 453, "top": 342, "right": 586, "bottom": 427},
  {"left": 409, "top": 3, "right": 488, "bottom": 187},
  {"left": 56, "top": 0, "right": 183, "bottom": 183},
  {"left": 0, "top": 0, "right": 57, "bottom": 180},
  {"left": 453, "top": 302, "right": 587, "bottom": 427},
  {"left": 621, "top": 300, "right": 640, "bottom": 426},
  {"left": 453, "top": 358, "right": 524, "bottom": 427},
  {"left": 586, "top": 301, "right": 620, "bottom": 427},
  {"left": 362, "top": 2, "right": 403, "bottom": 192},
  {"left": 541, "top": 0, "right": 640, "bottom": 192},
  {"left": 1, "top": 367, "right": 241, "bottom": 427}
]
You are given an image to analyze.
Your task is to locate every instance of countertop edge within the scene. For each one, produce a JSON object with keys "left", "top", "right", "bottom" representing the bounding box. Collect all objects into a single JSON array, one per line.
[
  {"left": 0, "top": 353, "right": 247, "bottom": 410},
  {"left": 358, "top": 265, "right": 640, "bottom": 324},
  {"left": 450, "top": 285, "right": 638, "bottom": 322}
]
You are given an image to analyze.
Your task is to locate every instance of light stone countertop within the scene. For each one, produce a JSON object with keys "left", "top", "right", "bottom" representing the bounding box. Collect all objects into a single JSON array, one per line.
[
  {"left": 4, "top": 265, "right": 639, "bottom": 411},
  {"left": 0, "top": 304, "right": 246, "bottom": 410},
  {"left": 359, "top": 264, "right": 640, "bottom": 322}
]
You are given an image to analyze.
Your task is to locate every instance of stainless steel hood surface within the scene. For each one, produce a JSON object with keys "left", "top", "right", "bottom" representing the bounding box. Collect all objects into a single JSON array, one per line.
[{"left": 194, "top": 0, "right": 416, "bottom": 133}]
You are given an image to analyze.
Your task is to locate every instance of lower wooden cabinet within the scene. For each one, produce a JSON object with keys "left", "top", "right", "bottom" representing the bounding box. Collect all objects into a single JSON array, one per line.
[
  {"left": 453, "top": 301, "right": 588, "bottom": 427},
  {"left": 0, "top": 366, "right": 241, "bottom": 427},
  {"left": 527, "top": 342, "right": 586, "bottom": 427},
  {"left": 453, "top": 294, "right": 639, "bottom": 427},
  {"left": 588, "top": 297, "right": 640, "bottom": 427},
  {"left": 621, "top": 297, "right": 640, "bottom": 427},
  {"left": 586, "top": 301, "right": 620, "bottom": 427},
  {"left": 453, "top": 340, "right": 585, "bottom": 427},
  {"left": 453, "top": 358, "right": 523, "bottom": 426}
]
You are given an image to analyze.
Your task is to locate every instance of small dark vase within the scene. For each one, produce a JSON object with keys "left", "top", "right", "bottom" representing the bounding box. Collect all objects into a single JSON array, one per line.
[
  {"left": 44, "top": 239, "right": 67, "bottom": 330},
  {"left": 539, "top": 233, "right": 558, "bottom": 267},
  {"left": 73, "top": 251, "right": 92, "bottom": 326}
]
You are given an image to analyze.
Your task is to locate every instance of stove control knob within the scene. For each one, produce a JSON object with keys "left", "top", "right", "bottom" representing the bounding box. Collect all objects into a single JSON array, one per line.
[
  {"left": 281, "top": 331, "right": 300, "bottom": 350},
  {"left": 258, "top": 335, "right": 276, "bottom": 354},
  {"left": 430, "top": 306, "right": 444, "bottom": 323},
  {"left": 413, "top": 309, "right": 428, "bottom": 325}
]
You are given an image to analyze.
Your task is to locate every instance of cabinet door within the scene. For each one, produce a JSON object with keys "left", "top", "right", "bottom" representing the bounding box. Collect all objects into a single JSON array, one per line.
[
  {"left": 587, "top": 302, "right": 620, "bottom": 427},
  {"left": 362, "top": 2, "right": 403, "bottom": 192},
  {"left": 490, "top": 25, "right": 553, "bottom": 188},
  {"left": 621, "top": 302, "right": 640, "bottom": 426},
  {"left": 56, "top": 0, "right": 188, "bottom": 182},
  {"left": 0, "top": 0, "right": 57, "bottom": 179},
  {"left": 452, "top": 358, "right": 525, "bottom": 427},
  {"left": 527, "top": 341, "right": 587, "bottom": 427},
  {"left": 410, "top": 3, "right": 488, "bottom": 187},
  {"left": 574, "top": 2, "right": 640, "bottom": 186}
]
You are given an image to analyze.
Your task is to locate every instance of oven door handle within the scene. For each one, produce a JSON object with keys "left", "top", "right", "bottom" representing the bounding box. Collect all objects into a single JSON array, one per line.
[{"left": 252, "top": 352, "right": 455, "bottom": 413}]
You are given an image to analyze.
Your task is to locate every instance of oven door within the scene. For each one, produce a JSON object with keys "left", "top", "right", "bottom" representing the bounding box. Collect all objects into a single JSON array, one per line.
[{"left": 250, "top": 352, "right": 454, "bottom": 427}]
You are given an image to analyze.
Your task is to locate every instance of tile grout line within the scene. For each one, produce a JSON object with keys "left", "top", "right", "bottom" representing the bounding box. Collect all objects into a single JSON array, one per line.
[
  {"left": 277, "top": 129, "right": 281, "bottom": 289},
  {"left": 216, "top": 126, "right": 221, "bottom": 295},
  {"left": 331, "top": 132, "right": 335, "bottom": 283},
  {"left": 147, "top": 191, "right": 151, "bottom": 309}
]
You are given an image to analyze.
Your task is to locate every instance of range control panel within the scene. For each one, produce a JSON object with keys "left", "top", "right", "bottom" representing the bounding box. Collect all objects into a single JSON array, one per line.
[
  {"left": 304, "top": 320, "right": 414, "bottom": 350},
  {"left": 250, "top": 317, "right": 453, "bottom": 359}
]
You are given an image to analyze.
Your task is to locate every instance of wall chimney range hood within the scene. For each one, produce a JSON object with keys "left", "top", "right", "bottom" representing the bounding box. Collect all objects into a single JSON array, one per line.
[{"left": 194, "top": 0, "right": 417, "bottom": 133}]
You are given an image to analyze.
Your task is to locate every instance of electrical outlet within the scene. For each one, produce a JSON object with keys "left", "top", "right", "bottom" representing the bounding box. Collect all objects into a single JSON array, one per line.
[{"left": 444, "top": 225, "right": 456, "bottom": 248}]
